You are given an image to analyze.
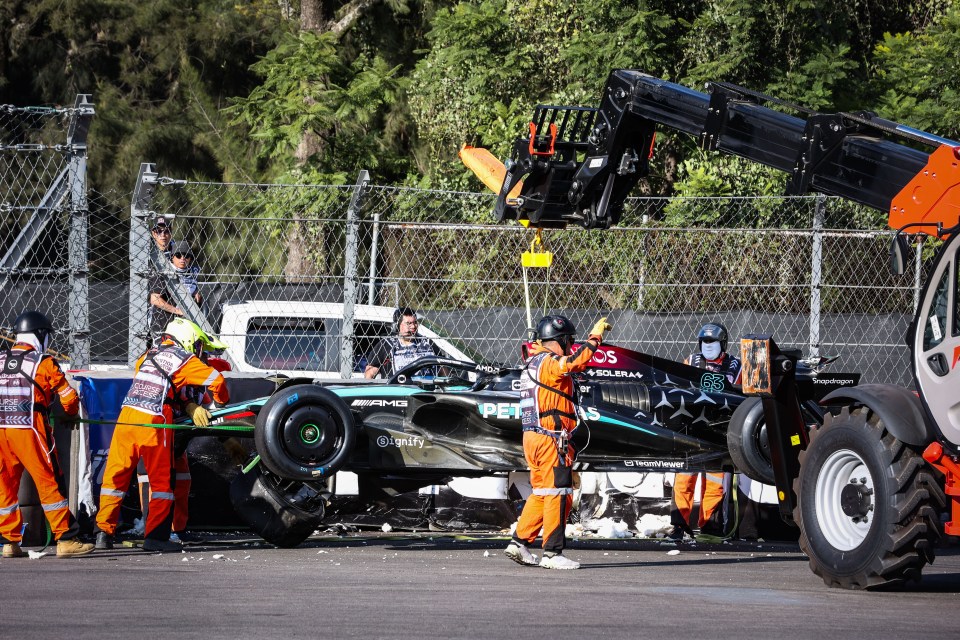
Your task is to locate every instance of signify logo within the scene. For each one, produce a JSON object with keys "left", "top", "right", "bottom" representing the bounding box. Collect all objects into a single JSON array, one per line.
[{"left": 376, "top": 435, "right": 425, "bottom": 448}]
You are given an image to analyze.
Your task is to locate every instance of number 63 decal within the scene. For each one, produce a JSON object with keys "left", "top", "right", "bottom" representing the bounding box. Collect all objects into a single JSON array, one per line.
[{"left": 699, "top": 372, "right": 725, "bottom": 392}]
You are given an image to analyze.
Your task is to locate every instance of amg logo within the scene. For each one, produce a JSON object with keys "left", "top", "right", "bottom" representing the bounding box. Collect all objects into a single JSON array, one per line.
[{"left": 351, "top": 399, "right": 408, "bottom": 408}]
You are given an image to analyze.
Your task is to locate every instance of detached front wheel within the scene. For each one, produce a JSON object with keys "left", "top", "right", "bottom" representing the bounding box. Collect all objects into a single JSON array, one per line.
[
  {"left": 229, "top": 465, "right": 327, "bottom": 548},
  {"left": 794, "top": 406, "right": 944, "bottom": 590}
]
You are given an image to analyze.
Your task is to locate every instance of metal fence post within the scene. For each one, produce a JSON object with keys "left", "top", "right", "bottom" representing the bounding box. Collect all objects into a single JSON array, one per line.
[
  {"left": 914, "top": 235, "right": 925, "bottom": 312},
  {"left": 128, "top": 163, "right": 158, "bottom": 366},
  {"left": 367, "top": 212, "right": 380, "bottom": 305},
  {"left": 809, "top": 194, "right": 826, "bottom": 359},
  {"left": 66, "top": 94, "right": 94, "bottom": 370},
  {"left": 341, "top": 170, "right": 369, "bottom": 378}
]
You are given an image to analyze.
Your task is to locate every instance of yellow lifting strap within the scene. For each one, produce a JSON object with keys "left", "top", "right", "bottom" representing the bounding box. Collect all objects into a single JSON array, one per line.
[{"left": 521, "top": 229, "right": 554, "bottom": 331}]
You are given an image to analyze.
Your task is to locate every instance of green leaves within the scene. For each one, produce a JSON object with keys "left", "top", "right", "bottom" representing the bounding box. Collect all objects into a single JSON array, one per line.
[{"left": 871, "top": 6, "right": 960, "bottom": 139}]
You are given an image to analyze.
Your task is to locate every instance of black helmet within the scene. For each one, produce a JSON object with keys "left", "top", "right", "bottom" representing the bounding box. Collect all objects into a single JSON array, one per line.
[
  {"left": 14, "top": 310, "right": 53, "bottom": 334},
  {"left": 536, "top": 315, "right": 577, "bottom": 342},
  {"left": 14, "top": 310, "right": 53, "bottom": 349},
  {"left": 698, "top": 322, "right": 728, "bottom": 352}
]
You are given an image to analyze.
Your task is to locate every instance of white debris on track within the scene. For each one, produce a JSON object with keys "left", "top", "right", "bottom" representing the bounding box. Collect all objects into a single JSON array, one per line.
[
  {"left": 635, "top": 514, "right": 673, "bottom": 538},
  {"left": 666, "top": 549, "right": 681, "bottom": 556},
  {"left": 27, "top": 550, "right": 46, "bottom": 559},
  {"left": 381, "top": 523, "right": 392, "bottom": 533},
  {"left": 562, "top": 514, "right": 673, "bottom": 539},
  {"left": 596, "top": 518, "right": 632, "bottom": 539}
]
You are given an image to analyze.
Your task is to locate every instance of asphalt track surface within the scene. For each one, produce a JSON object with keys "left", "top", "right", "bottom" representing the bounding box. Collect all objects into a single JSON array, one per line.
[{"left": 5, "top": 532, "right": 960, "bottom": 639}]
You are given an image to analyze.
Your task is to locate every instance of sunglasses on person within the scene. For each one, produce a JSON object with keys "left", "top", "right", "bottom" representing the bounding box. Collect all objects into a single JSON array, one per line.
[
  {"left": 701, "top": 338, "right": 719, "bottom": 343},
  {"left": 173, "top": 252, "right": 193, "bottom": 259},
  {"left": 152, "top": 227, "right": 171, "bottom": 235}
]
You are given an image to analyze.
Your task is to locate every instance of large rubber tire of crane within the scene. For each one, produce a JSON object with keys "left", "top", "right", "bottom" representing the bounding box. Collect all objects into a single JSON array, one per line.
[
  {"left": 793, "top": 406, "right": 945, "bottom": 590},
  {"left": 254, "top": 384, "right": 356, "bottom": 482}
]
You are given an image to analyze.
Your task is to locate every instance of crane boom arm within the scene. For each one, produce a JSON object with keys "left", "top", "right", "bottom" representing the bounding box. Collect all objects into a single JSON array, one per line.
[{"left": 491, "top": 69, "right": 960, "bottom": 230}]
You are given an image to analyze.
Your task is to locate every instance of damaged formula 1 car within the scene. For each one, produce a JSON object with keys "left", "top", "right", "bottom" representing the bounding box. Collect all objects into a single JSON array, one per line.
[{"left": 208, "top": 344, "right": 855, "bottom": 546}]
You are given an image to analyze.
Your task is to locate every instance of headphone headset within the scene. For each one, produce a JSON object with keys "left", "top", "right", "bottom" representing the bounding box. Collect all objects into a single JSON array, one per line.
[{"left": 393, "top": 307, "right": 417, "bottom": 334}]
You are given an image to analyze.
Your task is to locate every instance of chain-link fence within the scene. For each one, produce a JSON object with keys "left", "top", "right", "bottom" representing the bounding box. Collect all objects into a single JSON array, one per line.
[
  {"left": 137, "top": 171, "right": 923, "bottom": 386},
  {"left": 1, "top": 96, "right": 927, "bottom": 385},
  {"left": 0, "top": 96, "right": 99, "bottom": 369}
]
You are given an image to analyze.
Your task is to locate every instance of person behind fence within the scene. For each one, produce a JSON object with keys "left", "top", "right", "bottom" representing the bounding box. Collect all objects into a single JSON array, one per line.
[
  {"left": 148, "top": 216, "right": 186, "bottom": 345},
  {"left": 95, "top": 318, "right": 229, "bottom": 553},
  {"left": 505, "top": 314, "right": 611, "bottom": 570},
  {"left": 171, "top": 242, "right": 202, "bottom": 305},
  {"left": 0, "top": 310, "right": 95, "bottom": 558},
  {"left": 151, "top": 215, "right": 176, "bottom": 259},
  {"left": 364, "top": 307, "right": 441, "bottom": 379},
  {"left": 670, "top": 321, "right": 742, "bottom": 539}
]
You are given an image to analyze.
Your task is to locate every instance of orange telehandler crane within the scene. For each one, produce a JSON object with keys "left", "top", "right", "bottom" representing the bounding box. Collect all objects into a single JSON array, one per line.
[{"left": 471, "top": 69, "right": 960, "bottom": 589}]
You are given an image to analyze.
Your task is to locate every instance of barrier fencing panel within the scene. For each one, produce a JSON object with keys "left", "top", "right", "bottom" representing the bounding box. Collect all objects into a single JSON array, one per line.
[
  {"left": 1, "top": 110, "right": 926, "bottom": 385},
  {"left": 141, "top": 172, "right": 923, "bottom": 386},
  {"left": 0, "top": 96, "right": 100, "bottom": 369}
]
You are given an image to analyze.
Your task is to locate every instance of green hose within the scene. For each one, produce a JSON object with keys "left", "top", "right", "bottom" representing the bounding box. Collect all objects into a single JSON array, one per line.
[{"left": 694, "top": 474, "right": 740, "bottom": 543}]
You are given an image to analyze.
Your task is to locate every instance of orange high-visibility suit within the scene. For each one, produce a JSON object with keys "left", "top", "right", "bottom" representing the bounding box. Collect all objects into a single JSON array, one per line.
[
  {"left": 671, "top": 471, "right": 727, "bottom": 533},
  {"left": 671, "top": 350, "right": 741, "bottom": 535},
  {"left": 0, "top": 344, "right": 83, "bottom": 544},
  {"left": 137, "top": 383, "right": 208, "bottom": 534},
  {"left": 513, "top": 338, "right": 598, "bottom": 554},
  {"left": 96, "top": 340, "right": 228, "bottom": 543}
]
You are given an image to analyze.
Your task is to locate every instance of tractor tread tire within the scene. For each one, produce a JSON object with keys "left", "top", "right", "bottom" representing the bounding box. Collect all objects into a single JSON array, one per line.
[{"left": 794, "top": 406, "right": 941, "bottom": 590}]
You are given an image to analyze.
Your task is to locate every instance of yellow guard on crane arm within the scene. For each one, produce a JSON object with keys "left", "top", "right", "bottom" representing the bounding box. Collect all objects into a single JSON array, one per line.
[{"left": 459, "top": 145, "right": 524, "bottom": 200}]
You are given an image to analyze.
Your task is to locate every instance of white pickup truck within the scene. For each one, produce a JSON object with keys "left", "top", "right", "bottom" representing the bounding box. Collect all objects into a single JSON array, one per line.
[{"left": 217, "top": 301, "right": 473, "bottom": 378}]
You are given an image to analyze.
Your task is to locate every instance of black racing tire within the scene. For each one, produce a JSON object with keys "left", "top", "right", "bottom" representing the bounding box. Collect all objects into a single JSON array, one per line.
[
  {"left": 255, "top": 384, "right": 355, "bottom": 482},
  {"left": 727, "top": 397, "right": 824, "bottom": 485},
  {"left": 794, "top": 406, "right": 945, "bottom": 590},
  {"left": 727, "top": 398, "right": 775, "bottom": 485},
  {"left": 229, "top": 465, "right": 327, "bottom": 548}
]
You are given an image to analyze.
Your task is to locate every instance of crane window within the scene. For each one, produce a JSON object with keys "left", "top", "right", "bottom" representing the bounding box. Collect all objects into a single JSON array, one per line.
[{"left": 924, "top": 268, "right": 949, "bottom": 351}]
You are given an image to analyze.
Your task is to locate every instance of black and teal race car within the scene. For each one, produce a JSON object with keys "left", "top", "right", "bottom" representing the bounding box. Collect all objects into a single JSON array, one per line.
[{"left": 207, "top": 344, "right": 851, "bottom": 546}]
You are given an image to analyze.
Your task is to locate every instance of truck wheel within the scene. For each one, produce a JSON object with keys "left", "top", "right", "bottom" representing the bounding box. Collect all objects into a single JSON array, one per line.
[
  {"left": 229, "top": 465, "right": 327, "bottom": 548},
  {"left": 255, "top": 384, "right": 356, "bottom": 482},
  {"left": 793, "top": 406, "right": 944, "bottom": 590}
]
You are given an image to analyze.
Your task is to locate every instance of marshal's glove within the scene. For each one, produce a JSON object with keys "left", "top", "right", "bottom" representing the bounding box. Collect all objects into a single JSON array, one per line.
[
  {"left": 589, "top": 316, "right": 612, "bottom": 343},
  {"left": 186, "top": 402, "right": 212, "bottom": 427}
]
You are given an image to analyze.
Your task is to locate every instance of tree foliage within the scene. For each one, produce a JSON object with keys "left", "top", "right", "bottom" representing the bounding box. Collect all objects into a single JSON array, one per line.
[{"left": 2, "top": 0, "right": 959, "bottom": 203}]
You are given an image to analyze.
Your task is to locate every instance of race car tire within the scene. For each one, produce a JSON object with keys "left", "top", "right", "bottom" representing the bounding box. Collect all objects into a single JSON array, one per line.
[
  {"left": 229, "top": 465, "right": 327, "bottom": 548},
  {"left": 794, "top": 406, "right": 944, "bottom": 590},
  {"left": 726, "top": 398, "right": 775, "bottom": 485},
  {"left": 727, "top": 397, "right": 824, "bottom": 486},
  {"left": 255, "top": 384, "right": 356, "bottom": 482}
]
